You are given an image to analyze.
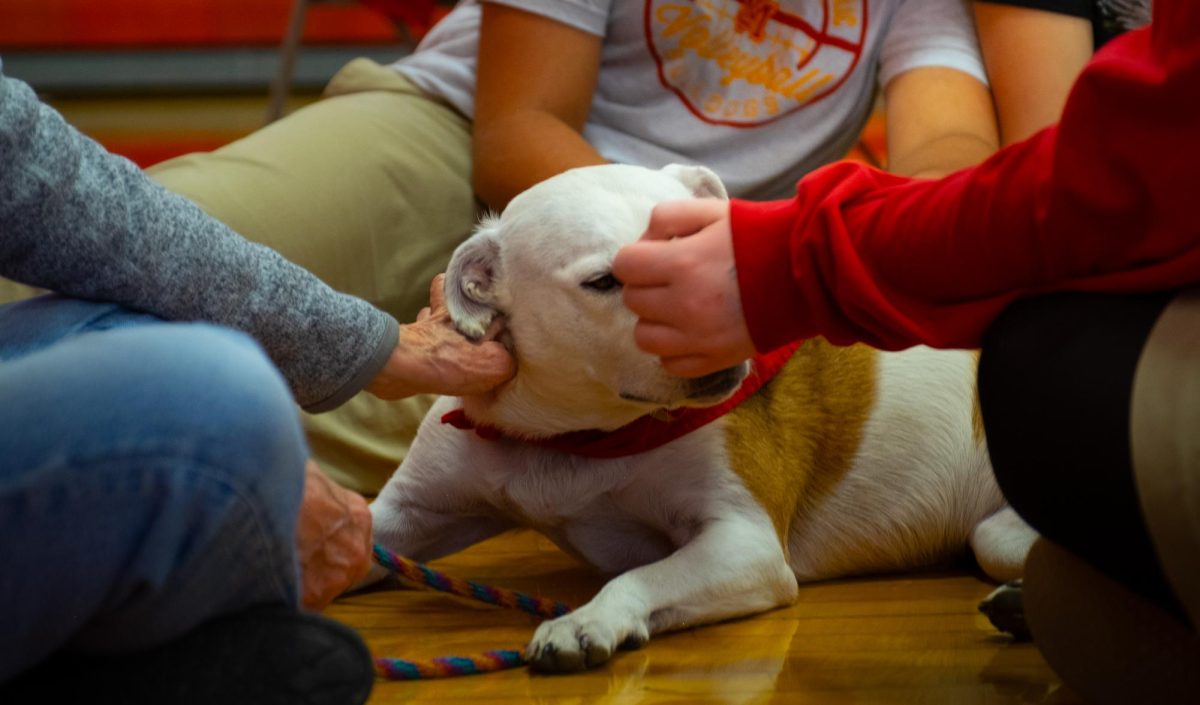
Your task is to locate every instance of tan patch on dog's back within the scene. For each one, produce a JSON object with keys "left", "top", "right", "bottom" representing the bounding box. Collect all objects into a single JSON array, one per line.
[{"left": 722, "top": 340, "right": 877, "bottom": 549}]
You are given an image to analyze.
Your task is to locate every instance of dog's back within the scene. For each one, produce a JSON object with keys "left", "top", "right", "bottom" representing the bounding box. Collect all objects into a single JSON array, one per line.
[{"left": 722, "top": 340, "right": 1004, "bottom": 581}]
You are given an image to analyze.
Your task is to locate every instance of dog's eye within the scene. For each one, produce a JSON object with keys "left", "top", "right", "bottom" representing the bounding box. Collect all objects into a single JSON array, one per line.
[{"left": 582, "top": 273, "right": 622, "bottom": 292}]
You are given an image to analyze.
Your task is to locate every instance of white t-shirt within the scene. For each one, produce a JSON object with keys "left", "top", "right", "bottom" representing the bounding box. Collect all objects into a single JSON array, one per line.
[{"left": 394, "top": 0, "right": 986, "bottom": 199}]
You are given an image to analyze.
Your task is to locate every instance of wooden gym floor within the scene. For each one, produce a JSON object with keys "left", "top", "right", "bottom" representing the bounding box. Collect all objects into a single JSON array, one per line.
[{"left": 327, "top": 531, "right": 1085, "bottom": 705}]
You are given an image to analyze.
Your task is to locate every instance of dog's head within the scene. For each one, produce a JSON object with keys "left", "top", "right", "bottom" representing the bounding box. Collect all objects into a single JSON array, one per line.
[{"left": 444, "top": 163, "right": 750, "bottom": 437}]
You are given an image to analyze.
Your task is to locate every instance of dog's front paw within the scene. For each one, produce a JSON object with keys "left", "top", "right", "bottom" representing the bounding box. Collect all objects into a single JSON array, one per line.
[{"left": 526, "top": 606, "right": 649, "bottom": 673}]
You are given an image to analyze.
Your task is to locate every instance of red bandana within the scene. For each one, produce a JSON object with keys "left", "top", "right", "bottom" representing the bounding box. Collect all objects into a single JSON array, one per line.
[{"left": 440, "top": 341, "right": 801, "bottom": 459}]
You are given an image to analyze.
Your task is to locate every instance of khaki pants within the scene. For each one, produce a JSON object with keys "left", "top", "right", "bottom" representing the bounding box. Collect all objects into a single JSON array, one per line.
[{"left": 2, "top": 59, "right": 477, "bottom": 493}]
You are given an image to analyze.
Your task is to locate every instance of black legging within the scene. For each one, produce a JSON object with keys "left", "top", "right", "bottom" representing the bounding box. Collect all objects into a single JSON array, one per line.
[{"left": 979, "top": 291, "right": 1187, "bottom": 620}]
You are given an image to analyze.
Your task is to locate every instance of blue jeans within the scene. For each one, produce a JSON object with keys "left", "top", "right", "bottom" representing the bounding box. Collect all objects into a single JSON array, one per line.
[{"left": 0, "top": 296, "right": 307, "bottom": 681}]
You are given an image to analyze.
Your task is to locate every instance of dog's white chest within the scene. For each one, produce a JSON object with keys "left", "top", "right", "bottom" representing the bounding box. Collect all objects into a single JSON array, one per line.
[{"left": 449, "top": 423, "right": 761, "bottom": 574}]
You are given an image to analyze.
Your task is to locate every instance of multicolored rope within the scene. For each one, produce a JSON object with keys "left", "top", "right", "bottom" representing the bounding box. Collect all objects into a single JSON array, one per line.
[
  {"left": 370, "top": 543, "right": 573, "bottom": 680},
  {"left": 374, "top": 649, "right": 526, "bottom": 680}
]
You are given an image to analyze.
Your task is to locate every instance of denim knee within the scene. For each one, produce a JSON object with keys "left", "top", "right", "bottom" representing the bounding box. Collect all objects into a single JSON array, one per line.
[
  {"left": 99, "top": 322, "right": 310, "bottom": 598},
  {"left": 5, "top": 320, "right": 309, "bottom": 520},
  {"left": 81, "top": 324, "right": 309, "bottom": 647},
  {"left": 0, "top": 322, "right": 308, "bottom": 663},
  {"left": 140, "top": 323, "right": 309, "bottom": 518}
]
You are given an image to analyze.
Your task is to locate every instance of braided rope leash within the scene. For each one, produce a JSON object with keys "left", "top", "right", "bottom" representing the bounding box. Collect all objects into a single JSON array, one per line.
[{"left": 370, "top": 543, "right": 573, "bottom": 680}]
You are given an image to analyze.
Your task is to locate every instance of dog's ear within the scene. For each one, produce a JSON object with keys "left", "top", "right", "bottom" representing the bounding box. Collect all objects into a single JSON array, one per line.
[
  {"left": 445, "top": 217, "right": 503, "bottom": 340},
  {"left": 660, "top": 163, "right": 728, "bottom": 201}
]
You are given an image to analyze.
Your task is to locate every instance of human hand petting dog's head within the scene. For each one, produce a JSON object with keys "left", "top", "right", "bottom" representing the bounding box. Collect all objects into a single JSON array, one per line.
[
  {"left": 614, "top": 198, "right": 757, "bottom": 378},
  {"left": 432, "top": 164, "right": 752, "bottom": 435},
  {"left": 365, "top": 274, "right": 515, "bottom": 400}
]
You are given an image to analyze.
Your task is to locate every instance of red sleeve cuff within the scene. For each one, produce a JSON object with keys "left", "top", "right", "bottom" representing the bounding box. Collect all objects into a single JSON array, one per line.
[{"left": 730, "top": 197, "right": 813, "bottom": 354}]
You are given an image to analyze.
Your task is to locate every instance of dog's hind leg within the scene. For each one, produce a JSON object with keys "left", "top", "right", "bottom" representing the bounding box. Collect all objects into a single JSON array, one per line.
[
  {"left": 970, "top": 506, "right": 1039, "bottom": 582},
  {"left": 526, "top": 512, "right": 796, "bottom": 673}
]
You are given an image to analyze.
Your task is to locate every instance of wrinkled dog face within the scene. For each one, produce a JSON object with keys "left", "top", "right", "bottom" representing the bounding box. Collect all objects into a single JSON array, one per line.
[{"left": 445, "top": 164, "right": 750, "bottom": 436}]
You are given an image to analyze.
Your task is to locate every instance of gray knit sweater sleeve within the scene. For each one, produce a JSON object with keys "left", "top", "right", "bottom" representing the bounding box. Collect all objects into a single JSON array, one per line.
[{"left": 0, "top": 70, "right": 398, "bottom": 412}]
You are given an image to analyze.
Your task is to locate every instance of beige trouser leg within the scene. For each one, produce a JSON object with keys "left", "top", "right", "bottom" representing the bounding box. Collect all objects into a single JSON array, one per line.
[
  {"left": 150, "top": 58, "right": 476, "bottom": 324},
  {"left": 0, "top": 281, "right": 43, "bottom": 303},
  {"left": 148, "top": 59, "right": 477, "bottom": 493}
]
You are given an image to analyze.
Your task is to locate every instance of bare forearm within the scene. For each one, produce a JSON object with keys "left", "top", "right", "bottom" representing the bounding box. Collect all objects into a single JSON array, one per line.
[
  {"left": 883, "top": 67, "right": 999, "bottom": 180},
  {"left": 887, "top": 131, "right": 999, "bottom": 179},
  {"left": 472, "top": 111, "right": 607, "bottom": 211},
  {"left": 974, "top": 3, "right": 1092, "bottom": 147},
  {"left": 472, "top": 2, "right": 605, "bottom": 211}
]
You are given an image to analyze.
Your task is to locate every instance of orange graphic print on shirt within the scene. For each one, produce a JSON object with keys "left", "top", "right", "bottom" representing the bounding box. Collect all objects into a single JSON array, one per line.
[{"left": 644, "top": 0, "right": 868, "bottom": 126}]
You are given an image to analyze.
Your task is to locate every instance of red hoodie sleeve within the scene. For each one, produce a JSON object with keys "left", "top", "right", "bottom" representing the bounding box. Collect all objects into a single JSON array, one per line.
[{"left": 733, "top": 0, "right": 1200, "bottom": 352}]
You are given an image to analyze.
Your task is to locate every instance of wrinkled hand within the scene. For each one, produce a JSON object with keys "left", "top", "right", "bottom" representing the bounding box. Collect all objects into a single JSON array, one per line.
[
  {"left": 613, "top": 198, "right": 756, "bottom": 378},
  {"left": 296, "top": 460, "right": 373, "bottom": 611},
  {"left": 366, "top": 274, "right": 515, "bottom": 399}
]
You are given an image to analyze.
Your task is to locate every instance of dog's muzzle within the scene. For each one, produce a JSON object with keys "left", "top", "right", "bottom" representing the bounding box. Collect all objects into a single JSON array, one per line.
[{"left": 685, "top": 362, "right": 750, "bottom": 402}]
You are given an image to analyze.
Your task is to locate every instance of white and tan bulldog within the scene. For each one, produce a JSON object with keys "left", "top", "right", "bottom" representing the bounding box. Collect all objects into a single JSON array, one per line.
[{"left": 369, "top": 163, "right": 1037, "bottom": 672}]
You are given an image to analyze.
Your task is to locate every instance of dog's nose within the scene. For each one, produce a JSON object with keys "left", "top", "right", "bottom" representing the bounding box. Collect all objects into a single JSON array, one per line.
[{"left": 685, "top": 363, "right": 749, "bottom": 402}]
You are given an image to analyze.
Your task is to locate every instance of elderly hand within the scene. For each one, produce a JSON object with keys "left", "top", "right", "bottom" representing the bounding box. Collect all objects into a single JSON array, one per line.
[
  {"left": 296, "top": 460, "right": 373, "bottom": 611},
  {"left": 613, "top": 198, "right": 756, "bottom": 378},
  {"left": 366, "top": 274, "right": 515, "bottom": 399}
]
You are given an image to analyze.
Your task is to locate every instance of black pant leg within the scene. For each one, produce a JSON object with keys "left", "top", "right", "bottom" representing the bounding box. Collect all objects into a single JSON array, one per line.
[{"left": 978, "top": 291, "right": 1185, "bottom": 617}]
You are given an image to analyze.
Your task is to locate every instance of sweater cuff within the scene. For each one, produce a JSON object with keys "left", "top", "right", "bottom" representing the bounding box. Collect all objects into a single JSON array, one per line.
[
  {"left": 303, "top": 313, "right": 399, "bottom": 413},
  {"left": 730, "top": 197, "right": 813, "bottom": 354}
]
